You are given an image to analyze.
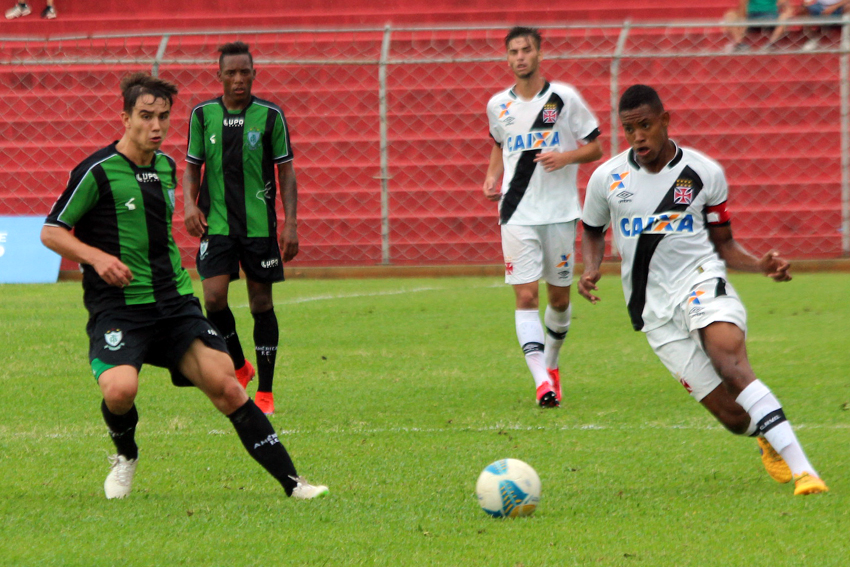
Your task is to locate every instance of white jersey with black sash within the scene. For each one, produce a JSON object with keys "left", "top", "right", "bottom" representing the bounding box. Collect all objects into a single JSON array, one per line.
[
  {"left": 582, "top": 143, "right": 733, "bottom": 332},
  {"left": 487, "top": 81, "right": 600, "bottom": 226}
]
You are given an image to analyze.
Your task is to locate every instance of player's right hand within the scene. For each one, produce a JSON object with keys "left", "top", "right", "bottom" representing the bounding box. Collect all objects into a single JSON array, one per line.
[
  {"left": 482, "top": 177, "right": 501, "bottom": 202},
  {"left": 184, "top": 203, "right": 208, "bottom": 237},
  {"left": 92, "top": 253, "right": 134, "bottom": 288},
  {"left": 578, "top": 271, "right": 602, "bottom": 304}
]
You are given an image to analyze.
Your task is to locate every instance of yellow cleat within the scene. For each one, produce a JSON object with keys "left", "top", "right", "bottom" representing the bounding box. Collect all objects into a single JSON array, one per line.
[
  {"left": 757, "top": 437, "right": 792, "bottom": 484},
  {"left": 793, "top": 472, "right": 828, "bottom": 496}
]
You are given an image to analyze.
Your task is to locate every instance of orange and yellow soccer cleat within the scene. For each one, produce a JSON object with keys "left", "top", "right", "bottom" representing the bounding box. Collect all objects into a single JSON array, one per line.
[
  {"left": 793, "top": 472, "right": 828, "bottom": 496},
  {"left": 757, "top": 437, "right": 792, "bottom": 484}
]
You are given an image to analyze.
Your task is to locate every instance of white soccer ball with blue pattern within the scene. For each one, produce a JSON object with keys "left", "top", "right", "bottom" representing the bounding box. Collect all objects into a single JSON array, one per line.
[{"left": 475, "top": 458, "right": 541, "bottom": 518}]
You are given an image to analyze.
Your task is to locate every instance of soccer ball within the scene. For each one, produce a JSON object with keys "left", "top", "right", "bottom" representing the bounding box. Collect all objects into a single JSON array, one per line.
[{"left": 475, "top": 458, "right": 541, "bottom": 518}]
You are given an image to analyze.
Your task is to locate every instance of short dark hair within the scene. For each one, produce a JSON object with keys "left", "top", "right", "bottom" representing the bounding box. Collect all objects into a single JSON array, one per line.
[
  {"left": 120, "top": 72, "right": 178, "bottom": 114},
  {"left": 218, "top": 41, "right": 253, "bottom": 68},
  {"left": 505, "top": 26, "right": 542, "bottom": 50},
  {"left": 618, "top": 84, "right": 665, "bottom": 114}
]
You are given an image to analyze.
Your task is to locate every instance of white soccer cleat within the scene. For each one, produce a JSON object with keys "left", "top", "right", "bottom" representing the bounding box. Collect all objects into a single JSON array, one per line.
[
  {"left": 5, "top": 3, "right": 31, "bottom": 18},
  {"left": 290, "top": 475, "right": 329, "bottom": 499},
  {"left": 104, "top": 454, "right": 137, "bottom": 499}
]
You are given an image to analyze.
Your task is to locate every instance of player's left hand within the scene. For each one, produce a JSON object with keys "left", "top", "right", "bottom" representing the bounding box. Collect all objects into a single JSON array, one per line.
[
  {"left": 759, "top": 251, "right": 792, "bottom": 282},
  {"left": 280, "top": 222, "right": 299, "bottom": 263},
  {"left": 533, "top": 151, "right": 571, "bottom": 172}
]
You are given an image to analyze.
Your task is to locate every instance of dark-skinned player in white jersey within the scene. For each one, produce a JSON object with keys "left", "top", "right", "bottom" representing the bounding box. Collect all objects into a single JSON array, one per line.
[
  {"left": 484, "top": 26, "right": 603, "bottom": 408},
  {"left": 579, "top": 84, "right": 827, "bottom": 495}
]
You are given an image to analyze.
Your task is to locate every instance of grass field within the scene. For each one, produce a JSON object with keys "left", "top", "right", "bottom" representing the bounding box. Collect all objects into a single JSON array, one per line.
[{"left": 1, "top": 272, "right": 848, "bottom": 566}]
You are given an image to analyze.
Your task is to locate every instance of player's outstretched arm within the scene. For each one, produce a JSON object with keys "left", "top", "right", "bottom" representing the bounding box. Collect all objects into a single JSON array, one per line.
[
  {"left": 41, "top": 225, "right": 133, "bottom": 287},
  {"left": 183, "top": 162, "right": 207, "bottom": 237},
  {"left": 483, "top": 143, "right": 504, "bottom": 202},
  {"left": 708, "top": 224, "right": 791, "bottom": 282},
  {"left": 278, "top": 160, "right": 299, "bottom": 262},
  {"left": 579, "top": 223, "right": 606, "bottom": 304}
]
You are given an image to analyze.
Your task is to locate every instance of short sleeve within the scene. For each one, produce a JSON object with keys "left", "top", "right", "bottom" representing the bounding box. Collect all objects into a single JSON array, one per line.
[
  {"left": 45, "top": 166, "right": 101, "bottom": 229},
  {"left": 565, "top": 88, "right": 600, "bottom": 143},
  {"left": 272, "top": 110, "right": 293, "bottom": 163},
  {"left": 703, "top": 160, "right": 729, "bottom": 207},
  {"left": 486, "top": 100, "right": 503, "bottom": 145},
  {"left": 581, "top": 166, "right": 611, "bottom": 229},
  {"left": 186, "top": 106, "right": 206, "bottom": 165}
]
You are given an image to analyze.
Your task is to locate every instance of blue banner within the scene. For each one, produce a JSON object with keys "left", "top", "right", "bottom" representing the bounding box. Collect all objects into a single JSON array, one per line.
[{"left": 0, "top": 216, "right": 62, "bottom": 284}]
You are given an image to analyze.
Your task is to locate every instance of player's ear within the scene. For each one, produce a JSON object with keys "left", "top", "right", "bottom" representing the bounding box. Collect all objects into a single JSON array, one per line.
[
  {"left": 661, "top": 111, "right": 670, "bottom": 129},
  {"left": 120, "top": 110, "right": 130, "bottom": 129}
]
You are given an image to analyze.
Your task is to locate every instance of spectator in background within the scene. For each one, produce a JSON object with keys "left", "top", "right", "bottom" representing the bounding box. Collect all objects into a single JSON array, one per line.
[
  {"left": 800, "top": 0, "right": 849, "bottom": 51},
  {"left": 5, "top": 0, "right": 56, "bottom": 19},
  {"left": 723, "top": 0, "right": 794, "bottom": 51}
]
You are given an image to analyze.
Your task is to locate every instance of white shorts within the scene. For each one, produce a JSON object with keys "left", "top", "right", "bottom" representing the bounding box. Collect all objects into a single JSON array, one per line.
[
  {"left": 646, "top": 278, "right": 748, "bottom": 401},
  {"left": 501, "top": 221, "right": 576, "bottom": 286}
]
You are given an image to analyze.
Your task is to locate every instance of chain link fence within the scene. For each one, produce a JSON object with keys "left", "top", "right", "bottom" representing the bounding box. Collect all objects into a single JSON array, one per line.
[{"left": 1, "top": 19, "right": 848, "bottom": 267}]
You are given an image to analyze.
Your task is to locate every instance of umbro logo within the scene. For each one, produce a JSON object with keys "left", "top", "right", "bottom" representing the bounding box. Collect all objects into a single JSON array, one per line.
[{"left": 616, "top": 190, "right": 633, "bottom": 201}]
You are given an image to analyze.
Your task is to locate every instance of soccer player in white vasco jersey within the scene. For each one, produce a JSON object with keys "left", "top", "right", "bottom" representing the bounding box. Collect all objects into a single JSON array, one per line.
[
  {"left": 483, "top": 27, "right": 603, "bottom": 408},
  {"left": 579, "top": 84, "right": 827, "bottom": 495}
]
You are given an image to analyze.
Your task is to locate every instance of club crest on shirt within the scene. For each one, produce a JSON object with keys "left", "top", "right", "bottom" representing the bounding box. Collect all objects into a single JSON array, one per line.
[
  {"left": 542, "top": 103, "right": 558, "bottom": 124},
  {"left": 673, "top": 179, "right": 694, "bottom": 205},
  {"left": 247, "top": 129, "right": 262, "bottom": 151},
  {"left": 104, "top": 329, "right": 124, "bottom": 351}
]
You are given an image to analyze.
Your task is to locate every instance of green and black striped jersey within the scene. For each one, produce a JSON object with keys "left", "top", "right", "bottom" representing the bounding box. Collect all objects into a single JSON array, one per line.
[
  {"left": 45, "top": 142, "right": 194, "bottom": 314},
  {"left": 186, "top": 95, "right": 293, "bottom": 238}
]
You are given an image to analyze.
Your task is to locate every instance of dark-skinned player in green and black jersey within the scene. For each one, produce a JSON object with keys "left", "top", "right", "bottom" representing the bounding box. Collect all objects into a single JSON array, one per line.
[
  {"left": 42, "top": 72, "right": 327, "bottom": 500},
  {"left": 183, "top": 41, "right": 297, "bottom": 416}
]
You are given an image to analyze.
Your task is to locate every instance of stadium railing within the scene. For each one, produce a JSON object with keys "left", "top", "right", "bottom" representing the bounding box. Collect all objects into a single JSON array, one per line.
[{"left": 1, "top": 17, "right": 848, "bottom": 266}]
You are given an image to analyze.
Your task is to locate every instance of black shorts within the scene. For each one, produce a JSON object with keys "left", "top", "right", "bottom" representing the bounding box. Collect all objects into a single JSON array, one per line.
[
  {"left": 197, "top": 234, "right": 285, "bottom": 283},
  {"left": 86, "top": 294, "right": 228, "bottom": 387}
]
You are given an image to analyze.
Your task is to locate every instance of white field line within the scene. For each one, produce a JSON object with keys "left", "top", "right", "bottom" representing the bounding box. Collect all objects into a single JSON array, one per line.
[
  {"left": 230, "top": 283, "right": 502, "bottom": 309},
  {"left": 8, "top": 421, "right": 848, "bottom": 441}
]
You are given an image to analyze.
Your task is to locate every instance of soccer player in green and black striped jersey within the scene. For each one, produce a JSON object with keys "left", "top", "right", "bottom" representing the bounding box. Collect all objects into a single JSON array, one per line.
[
  {"left": 184, "top": 41, "right": 297, "bottom": 416},
  {"left": 42, "top": 72, "right": 327, "bottom": 501}
]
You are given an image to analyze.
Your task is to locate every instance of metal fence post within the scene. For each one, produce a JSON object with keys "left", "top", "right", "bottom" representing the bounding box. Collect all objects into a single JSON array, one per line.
[
  {"left": 609, "top": 20, "right": 630, "bottom": 157},
  {"left": 152, "top": 34, "right": 170, "bottom": 78},
  {"left": 841, "top": 16, "right": 849, "bottom": 256},
  {"left": 379, "top": 25, "right": 392, "bottom": 265}
]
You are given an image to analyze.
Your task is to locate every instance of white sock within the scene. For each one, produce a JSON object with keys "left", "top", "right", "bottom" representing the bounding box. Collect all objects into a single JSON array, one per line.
[
  {"left": 736, "top": 380, "right": 817, "bottom": 476},
  {"left": 543, "top": 304, "right": 570, "bottom": 370},
  {"left": 515, "top": 309, "right": 550, "bottom": 389}
]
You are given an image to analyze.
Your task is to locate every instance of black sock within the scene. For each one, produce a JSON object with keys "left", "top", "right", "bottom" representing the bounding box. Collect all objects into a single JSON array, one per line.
[
  {"left": 227, "top": 399, "right": 297, "bottom": 494},
  {"left": 253, "top": 308, "right": 278, "bottom": 393},
  {"left": 101, "top": 400, "right": 139, "bottom": 460},
  {"left": 207, "top": 306, "right": 246, "bottom": 369}
]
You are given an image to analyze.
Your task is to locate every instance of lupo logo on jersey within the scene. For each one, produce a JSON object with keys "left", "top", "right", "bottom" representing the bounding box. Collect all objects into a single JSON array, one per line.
[
  {"left": 136, "top": 172, "right": 160, "bottom": 183},
  {"left": 505, "top": 131, "right": 561, "bottom": 153},
  {"left": 619, "top": 212, "right": 695, "bottom": 237}
]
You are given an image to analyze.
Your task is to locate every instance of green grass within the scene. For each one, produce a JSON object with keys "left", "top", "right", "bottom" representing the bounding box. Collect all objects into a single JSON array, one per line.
[{"left": 0, "top": 273, "right": 848, "bottom": 566}]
